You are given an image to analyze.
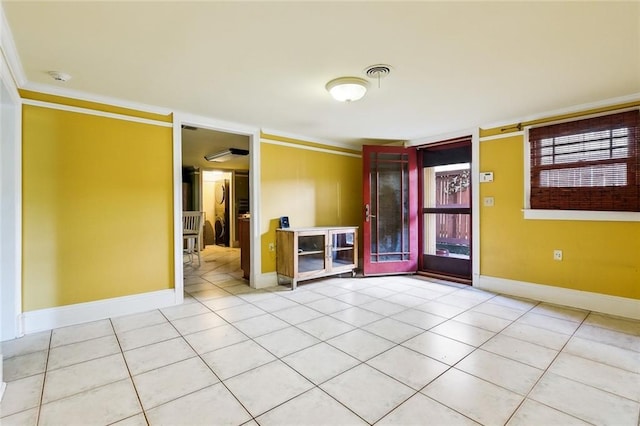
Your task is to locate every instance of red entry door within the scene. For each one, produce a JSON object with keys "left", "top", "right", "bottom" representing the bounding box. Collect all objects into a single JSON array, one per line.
[{"left": 362, "top": 145, "right": 418, "bottom": 275}]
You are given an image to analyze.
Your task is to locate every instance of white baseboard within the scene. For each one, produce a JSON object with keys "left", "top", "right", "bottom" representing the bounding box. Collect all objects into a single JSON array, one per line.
[
  {"left": 252, "top": 272, "right": 278, "bottom": 289},
  {"left": 476, "top": 275, "right": 640, "bottom": 320},
  {"left": 21, "top": 289, "right": 178, "bottom": 335}
]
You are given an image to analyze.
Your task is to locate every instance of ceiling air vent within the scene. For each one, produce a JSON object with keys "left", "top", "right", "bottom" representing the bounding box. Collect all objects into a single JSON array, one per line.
[
  {"left": 364, "top": 64, "right": 392, "bottom": 88},
  {"left": 365, "top": 65, "right": 391, "bottom": 79}
]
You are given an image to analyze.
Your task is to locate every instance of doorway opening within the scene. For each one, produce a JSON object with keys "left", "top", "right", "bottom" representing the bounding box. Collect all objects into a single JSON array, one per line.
[
  {"left": 181, "top": 126, "right": 250, "bottom": 272},
  {"left": 418, "top": 138, "right": 472, "bottom": 283},
  {"left": 202, "top": 170, "right": 233, "bottom": 247}
]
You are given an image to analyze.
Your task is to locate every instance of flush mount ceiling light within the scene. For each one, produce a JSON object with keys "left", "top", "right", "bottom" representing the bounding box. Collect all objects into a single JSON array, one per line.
[
  {"left": 325, "top": 77, "right": 369, "bottom": 102},
  {"left": 204, "top": 148, "right": 249, "bottom": 162}
]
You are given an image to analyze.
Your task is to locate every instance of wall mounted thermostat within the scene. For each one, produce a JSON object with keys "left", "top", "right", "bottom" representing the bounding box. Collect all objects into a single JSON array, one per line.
[{"left": 480, "top": 172, "right": 494, "bottom": 182}]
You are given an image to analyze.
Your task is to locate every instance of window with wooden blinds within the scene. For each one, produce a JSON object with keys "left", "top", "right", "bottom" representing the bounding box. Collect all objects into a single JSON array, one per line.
[{"left": 529, "top": 110, "right": 639, "bottom": 211}]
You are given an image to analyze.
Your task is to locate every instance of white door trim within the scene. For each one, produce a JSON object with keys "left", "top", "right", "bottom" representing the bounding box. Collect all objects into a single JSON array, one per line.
[
  {"left": 1, "top": 5, "right": 23, "bottom": 400},
  {"left": 172, "top": 113, "right": 261, "bottom": 293},
  {"left": 0, "top": 39, "right": 23, "bottom": 342}
]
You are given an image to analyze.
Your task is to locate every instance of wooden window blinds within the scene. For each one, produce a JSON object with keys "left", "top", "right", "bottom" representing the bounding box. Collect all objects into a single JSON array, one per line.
[{"left": 529, "top": 110, "right": 639, "bottom": 212}]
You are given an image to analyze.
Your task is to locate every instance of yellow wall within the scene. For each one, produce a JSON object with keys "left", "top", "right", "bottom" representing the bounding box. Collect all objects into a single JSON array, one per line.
[
  {"left": 22, "top": 104, "right": 174, "bottom": 311},
  {"left": 480, "top": 121, "right": 640, "bottom": 300},
  {"left": 260, "top": 139, "right": 362, "bottom": 273},
  {"left": 20, "top": 88, "right": 638, "bottom": 310}
]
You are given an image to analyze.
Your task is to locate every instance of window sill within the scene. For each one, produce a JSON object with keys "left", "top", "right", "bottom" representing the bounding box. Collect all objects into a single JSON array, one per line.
[{"left": 523, "top": 209, "right": 640, "bottom": 222}]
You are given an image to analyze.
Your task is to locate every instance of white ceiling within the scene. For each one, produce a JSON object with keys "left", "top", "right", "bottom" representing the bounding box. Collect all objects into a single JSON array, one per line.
[
  {"left": 181, "top": 127, "right": 249, "bottom": 170},
  {"left": 3, "top": 1, "right": 639, "bottom": 147}
]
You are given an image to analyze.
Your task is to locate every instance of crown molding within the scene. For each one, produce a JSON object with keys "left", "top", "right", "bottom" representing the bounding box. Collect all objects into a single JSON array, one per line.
[
  {"left": 0, "top": 5, "right": 26, "bottom": 88},
  {"left": 261, "top": 128, "right": 361, "bottom": 151},
  {"left": 0, "top": 44, "right": 20, "bottom": 105},
  {"left": 23, "top": 98, "right": 172, "bottom": 128},
  {"left": 22, "top": 81, "right": 173, "bottom": 116},
  {"left": 406, "top": 127, "right": 478, "bottom": 147},
  {"left": 480, "top": 92, "right": 640, "bottom": 131},
  {"left": 261, "top": 138, "right": 361, "bottom": 158},
  {"left": 174, "top": 111, "right": 258, "bottom": 136},
  {"left": 478, "top": 131, "right": 525, "bottom": 142}
]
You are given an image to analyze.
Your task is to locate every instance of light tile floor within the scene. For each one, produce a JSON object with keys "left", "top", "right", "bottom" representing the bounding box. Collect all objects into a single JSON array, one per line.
[{"left": 2, "top": 246, "right": 640, "bottom": 425}]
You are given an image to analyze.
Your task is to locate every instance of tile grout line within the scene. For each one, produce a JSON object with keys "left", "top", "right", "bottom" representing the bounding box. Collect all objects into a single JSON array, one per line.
[
  {"left": 189, "top": 280, "right": 367, "bottom": 423},
  {"left": 185, "top": 274, "right": 419, "bottom": 424},
  {"left": 25, "top": 330, "right": 168, "bottom": 423},
  {"left": 155, "top": 258, "right": 640, "bottom": 424},
  {"left": 325, "top": 284, "right": 510, "bottom": 423},
  {"left": 326, "top": 281, "right": 501, "bottom": 424},
  {"left": 22, "top": 276, "right": 636, "bottom": 426},
  {"left": 34, "top": 330, "right": 53, "bottom": 426},
  {"left": 108, "top": 317, "right": 151, "bottom": 426},
  {"left": 237, "top": 312, "right": 375, "bottom": 424},
  {"left": 200, "top": 277, "right": 501, "bottom": 382},
  {"left": 362, "top": 291, "right": 540, "bottom": 425},
  {"left": 501, "top": 310, "right": 596, "bottom": 426},
  {"left": 156, "top": 308, "right": 257, "bottom": 424},
  {"left": 25, "top": 301, "right": 482, "bottom": 426},
  {"left": 310, "top": 386, "right": 372, "bottom": 425},
  {"left": 378, "top": 290, "right": 548, "bottom": 424},
  {"left": 375, "top": 314, "right": 514, "bottom": 424},
  {"left": 111, "top": 256, "right": 640, "bottom": 422},
  {"left": 245, "top": 283, "right": 473, "bottom": 425},
  {"left": 15, "top": 268, "right": 636, "bottom": 425},
  {"left": 421, "top": 297, "right": 542, "bottom": 424}
]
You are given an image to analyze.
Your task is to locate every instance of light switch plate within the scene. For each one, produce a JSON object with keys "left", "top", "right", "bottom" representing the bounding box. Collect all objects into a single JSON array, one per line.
[{"left": 480, "top": 172, "right": 494, "bottom": 182}]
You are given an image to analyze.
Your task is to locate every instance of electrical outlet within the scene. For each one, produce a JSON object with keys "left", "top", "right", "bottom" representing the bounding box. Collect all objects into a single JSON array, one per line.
[
  {"left": 483, "top": 197, "right": 495, "bottom": 207},
  {"left": 553, "top": 249, "right": 563, "bottom": 261},
  {"left": 268, "top": 243, "right": 275, "bottom": 252}
]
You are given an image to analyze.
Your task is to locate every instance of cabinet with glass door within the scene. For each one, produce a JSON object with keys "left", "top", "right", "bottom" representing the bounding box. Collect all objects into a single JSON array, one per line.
[{"left": 276, "top": 227, "right": 358, "bottom": 289}]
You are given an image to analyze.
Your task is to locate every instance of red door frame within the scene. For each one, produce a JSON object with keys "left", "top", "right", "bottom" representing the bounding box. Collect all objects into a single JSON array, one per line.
[{"left": 362, "top": 145, "right": 418, "bottom": 275}]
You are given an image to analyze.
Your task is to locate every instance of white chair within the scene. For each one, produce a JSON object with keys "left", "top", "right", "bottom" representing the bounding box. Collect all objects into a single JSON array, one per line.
[{"left": 183, "top": 211, "right": 204, "bottom": 266}]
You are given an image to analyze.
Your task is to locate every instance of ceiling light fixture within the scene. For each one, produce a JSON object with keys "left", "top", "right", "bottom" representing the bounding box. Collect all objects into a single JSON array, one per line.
[
  {"left": 204, "top": 148, "right": 249, "bottom": 162},
  {"left": 325, "top": 77, "right": 369, "bottom": 102}
]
